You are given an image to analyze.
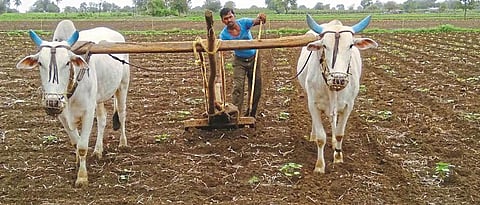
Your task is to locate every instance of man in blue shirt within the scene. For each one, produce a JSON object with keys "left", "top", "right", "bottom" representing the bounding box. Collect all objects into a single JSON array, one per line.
[{"left": 219, "top": 7, "right": 266, "bottom": 118}]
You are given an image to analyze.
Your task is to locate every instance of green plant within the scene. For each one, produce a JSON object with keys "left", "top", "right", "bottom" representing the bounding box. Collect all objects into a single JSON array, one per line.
[
  {"left": 434, "top": 162, "right": 452, "bottom": 181},
  {"left": 278, "top": 112, "right": 290, "bottom": 120},
  {"left": 154, "top": 133, "right": 170, "bottom": 143},
  {"left": 277, "top": 85, "right": 294, "bottom": 92},
  {"left": 279, "top": 162, "right": 302, "bottom": 177},
  {"left": 42, "top": 135, "right": 58, "bottom": 144},
  {"left": 359, "top": 84, "right": 367, "bottom": 93},
  {"left": 247, "top": 176, "right": 260, "bottom": 184},
  {"left": 377, "top": 110, "right": 393, "bottom": 120}
]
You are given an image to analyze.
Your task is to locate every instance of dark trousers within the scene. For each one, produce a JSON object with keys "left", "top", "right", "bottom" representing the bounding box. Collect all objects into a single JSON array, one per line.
[{"left": 232, "top": 54, "right": 262, "bottom": 117}]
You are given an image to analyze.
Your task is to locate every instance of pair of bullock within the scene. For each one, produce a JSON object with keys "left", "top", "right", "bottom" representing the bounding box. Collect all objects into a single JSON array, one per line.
[{"left": 16, "top": 15, "right": 377, "bottom": 187}]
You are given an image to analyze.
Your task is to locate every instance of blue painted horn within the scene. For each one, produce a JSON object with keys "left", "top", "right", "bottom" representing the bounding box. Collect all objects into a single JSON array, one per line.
[
  {"left": 306, "top": 14, "right": 323, "bottom": 34},
  {"left": 351, "top": 16, "right": 371, "bottom": 33},
  {"left": 66, "top": 31, "right": 79, "bottom": 46},
  {"left": 28, "top": 29, "right": 43, "bottom": 47}
]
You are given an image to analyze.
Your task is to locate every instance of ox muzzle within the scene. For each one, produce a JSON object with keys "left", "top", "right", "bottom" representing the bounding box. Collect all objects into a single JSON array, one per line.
[
  {"left": 43, "top": 93, "right": 66, "bottom": 116},
  {"left": 325, "top": 72, "right": 350, "bottom": 91}
]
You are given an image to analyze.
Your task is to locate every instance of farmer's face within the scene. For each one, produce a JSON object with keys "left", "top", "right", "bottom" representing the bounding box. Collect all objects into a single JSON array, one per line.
[{"left": 221, "top": 11, "right": 235, "bottom": 27}]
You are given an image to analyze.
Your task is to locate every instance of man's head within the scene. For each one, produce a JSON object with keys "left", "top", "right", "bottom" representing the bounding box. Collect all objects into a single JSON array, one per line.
[{"left": 220, "top": 7, "right": 236, "bottom": 27}]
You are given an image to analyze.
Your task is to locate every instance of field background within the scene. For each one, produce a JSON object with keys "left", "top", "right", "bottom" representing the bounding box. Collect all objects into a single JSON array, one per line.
[{"left": 0, "top": 13, "right": 479, "bottom": 204}]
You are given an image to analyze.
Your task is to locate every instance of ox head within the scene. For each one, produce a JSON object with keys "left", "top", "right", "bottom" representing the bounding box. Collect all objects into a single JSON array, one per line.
[
  {"left": 305, "top": 14, "right": 378, "bottom": 91},
  {"left": 16, "top": 30, "right": 88, "bottom": 116}
]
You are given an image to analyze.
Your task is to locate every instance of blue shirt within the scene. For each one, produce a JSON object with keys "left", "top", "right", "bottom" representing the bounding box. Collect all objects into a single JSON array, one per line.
[{"left": 219, "top": 18, "right": 256, "bottom": 58}]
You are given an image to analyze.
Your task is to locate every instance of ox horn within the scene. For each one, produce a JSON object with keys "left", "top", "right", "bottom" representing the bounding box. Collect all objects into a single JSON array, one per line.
[
  {"left": 28, "top": 29, "right": 43, "bottom": 47},
  {"left": 351, "top": 16, "right": 371, "bottom": 33},
  {"left": 66, "top": 31, "right": 79, "bottom": 46},
  {"left": 306, "top": 14, "right": 323, "bottom": 34}
]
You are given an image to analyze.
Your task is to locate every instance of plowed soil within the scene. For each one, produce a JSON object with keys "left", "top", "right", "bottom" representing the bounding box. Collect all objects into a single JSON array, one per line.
[{"left": 0, "top": 19, "right": 479, "bottom": 204}]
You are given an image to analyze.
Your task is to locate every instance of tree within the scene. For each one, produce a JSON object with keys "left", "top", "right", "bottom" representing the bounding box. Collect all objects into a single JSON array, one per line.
[
  {"left": 224, "top": 0, "right": 235, "bottom": 9},
  {"left": 458, "top": 0, "right": 476, "bottom": 19},
  {"left": 360, "top": 0, "right": 373, "bottom": 9},
  {"left": 146, "top": 0, "right": 166, "bottom": 16},
  {"left": 336, "top": 4, "right": 345, "bottom": 10},
  {"left": 167, "top": 0, "right": 190, "bottom": 15},
  {"left": 265, "top": 0, "right": 297, "bottom": 14},
  {"left": 384, "top": 1, "right": 399, "bottom": 12},
  {"left": 402, "top": 0, "right": 417, "bottom": 12},
  {"left": 30, "top": 0, "right": 59, "bottom": 12},
  {"left": 203, "top": 0, "right": 221, "bottom": 12},
  {"left": 313, "top": 2, "right": 323, "bottom": 10},
  {"left": 14, "top": 0, "right": 20, "bottom": 11}
]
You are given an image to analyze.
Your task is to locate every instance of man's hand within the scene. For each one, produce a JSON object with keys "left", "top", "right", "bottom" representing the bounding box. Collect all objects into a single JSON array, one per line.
[{"left": 257, "top": 13, "right": 267, "bottom": 24}]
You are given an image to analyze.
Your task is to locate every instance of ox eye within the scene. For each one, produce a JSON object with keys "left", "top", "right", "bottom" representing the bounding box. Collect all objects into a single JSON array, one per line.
[
  {"left": 66, "top": 62, "right": 70, "bottom": 66},
  {"left": 349, "top": 44, "right": 354, "bottom": 49},
  {"left": 38, "top": 62, "right": 42, "bottom": 66}
]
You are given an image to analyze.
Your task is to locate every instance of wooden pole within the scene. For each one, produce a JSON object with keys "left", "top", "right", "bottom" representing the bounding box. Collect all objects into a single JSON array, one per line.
[
  {"left": 71, "top": 34, "right": 318, "bottom": 55},
  {"left": 205, "top": 10, "right": 216, "bottom": 115}
]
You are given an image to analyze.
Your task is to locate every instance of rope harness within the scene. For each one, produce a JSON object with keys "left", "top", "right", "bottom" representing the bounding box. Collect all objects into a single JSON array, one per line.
[
  {"left": 38, "top": 44, "right": 89, "bottom": 99},
  {"left": 320, "top": 30, "right": 353, "bottom": 91}
]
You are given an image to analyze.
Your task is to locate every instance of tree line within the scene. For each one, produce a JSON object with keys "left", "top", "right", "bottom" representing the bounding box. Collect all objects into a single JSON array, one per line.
[{"left": 0, "top": 0, "right": 478, "bottom": 17}]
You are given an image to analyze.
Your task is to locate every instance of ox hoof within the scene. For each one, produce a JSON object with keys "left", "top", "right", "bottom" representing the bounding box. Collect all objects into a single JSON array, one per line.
[
  {"left": 313, "top": 167, "right": 325, "bottom": 174},
  {"left": 333, "top": 152, "right": 344, "bottom": 163},
  {"left": 75, "top": 178, "right": 89, "bottom": 188},
  {"left": 93, "top": 150, "right": 103, "bottom": 159}
]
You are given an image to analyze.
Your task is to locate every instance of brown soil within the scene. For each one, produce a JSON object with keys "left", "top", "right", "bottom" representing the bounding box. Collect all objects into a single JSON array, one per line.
[{"left": 0, "top": 19, "right": 479, "bottom": 204}]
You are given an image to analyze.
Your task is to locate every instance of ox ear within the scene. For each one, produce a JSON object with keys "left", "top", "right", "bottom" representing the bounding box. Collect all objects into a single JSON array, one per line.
[
  {"left": 351, "top": 16, "right": 371, "bottom": 33},
  {"left": 306, "top": 41, "right": 323, "bottom": 51},
  {"left": 16, "top": 54, "right": 39, "bottom": 70},
  {"left": 354, "top": 38, "right": 378, "bottom": 50},
  {"left": 66, "top": 30, "right": 79, "bottom": 46},
  {"left": 70, "top": 55, "right": 88, "bottom": 68}
]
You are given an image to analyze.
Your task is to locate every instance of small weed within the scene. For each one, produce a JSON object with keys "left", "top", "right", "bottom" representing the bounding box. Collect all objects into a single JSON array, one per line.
[
  {"left": 279, "top": 162, "right": 302, "bottom": 177},
  {"left": 225, "top": 63, "right": 233, "bottom": 73},
  {"left": 177, "top": 110, "right": 191, "bottom": 118},
  {"left": 42, "top": 135, "right": 58, "bottom": 144},
  {"left": 278, "top": 112, "right": 290, "bottom": 120},
  {"left": 433, "top": 162, "right": 453, "bottom": 182},
  {"left": 461, "top": 112, "right": 480, "bottom": 122},
  {"left": 377, "top": 110, "right": 393, "bottom": 120},
  {"left": 277, "top": 85, "right": 294, "bottom": 92},
  {"left": 154, "top": 133, "right": 170, "bottom": 143},
  {"left": 247, "top": 176, "right": 260, "bottom": 184},
  {"left": 359, "top": 84, "right": 367, "bottom": 93},
  {"left": 416, "top": 88, "right": 430, "bottom": 92}
]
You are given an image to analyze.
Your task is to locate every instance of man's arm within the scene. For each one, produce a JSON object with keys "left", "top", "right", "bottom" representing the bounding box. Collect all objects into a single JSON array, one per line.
[{"left": 253, "top": 13, "right": 266, "bottom": 26}]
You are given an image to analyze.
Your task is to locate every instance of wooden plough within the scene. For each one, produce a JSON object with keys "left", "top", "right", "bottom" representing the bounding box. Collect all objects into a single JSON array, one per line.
[{"left": 72, "top": 10, "right": 317, "bottom": 130}]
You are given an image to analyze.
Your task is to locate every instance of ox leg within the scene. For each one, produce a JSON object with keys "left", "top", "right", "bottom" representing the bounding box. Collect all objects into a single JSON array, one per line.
[
  {"left": 115, "top": 87, "right": 128, "bottom": 148},
  {"left": 75, "top": 111, "right": 95, "bottom": 188},
  {"left": 94, "top": 103, "right": 107, "bottom": 159},
  {"left": 332, "top": 107, "right": 353, "bottom": 164},
  {"left": 308, "top": 103, "right": 327, "bottom": 173},
  {"left": 329, "top": 109, "right": 343, "bottom": 164},
  {"left": 58, "top": 114, "right": 80, "bottom": 147}
]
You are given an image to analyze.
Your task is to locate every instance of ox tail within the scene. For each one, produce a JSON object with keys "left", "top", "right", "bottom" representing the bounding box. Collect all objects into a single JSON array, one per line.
[
  {"left": 112, "top": 97, "right": 120, "bottom": 131},
  {"left": 112, "top": 111, "right": 120, "bottom": 131}
]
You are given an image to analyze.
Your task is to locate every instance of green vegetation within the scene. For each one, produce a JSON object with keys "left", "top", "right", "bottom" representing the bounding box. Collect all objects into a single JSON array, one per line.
[
  {"left": 154, "top": 133, "right": 171, "bottom": 143},
  {"left": 42, "top": 135, "right": 58, "bottom": 144},
  {"left": 434, "top": 162, "right": 453, "bottom": 182},
  {"left": 279, "top": 162, "right": 302, "bottom": 177}
]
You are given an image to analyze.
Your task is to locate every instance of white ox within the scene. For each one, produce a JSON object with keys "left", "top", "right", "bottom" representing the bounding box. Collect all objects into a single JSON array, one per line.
[
  {"left": 297, "top": 15, "right": 378, "bottom": 173},
  {"left": 16, "top": 21, "right": 130, "bottom": 187}
]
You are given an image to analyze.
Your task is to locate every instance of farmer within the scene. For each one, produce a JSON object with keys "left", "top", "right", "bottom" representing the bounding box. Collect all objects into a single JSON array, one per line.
[{"left": 219, "top": 7, "right": 266, "bottom": 118}]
